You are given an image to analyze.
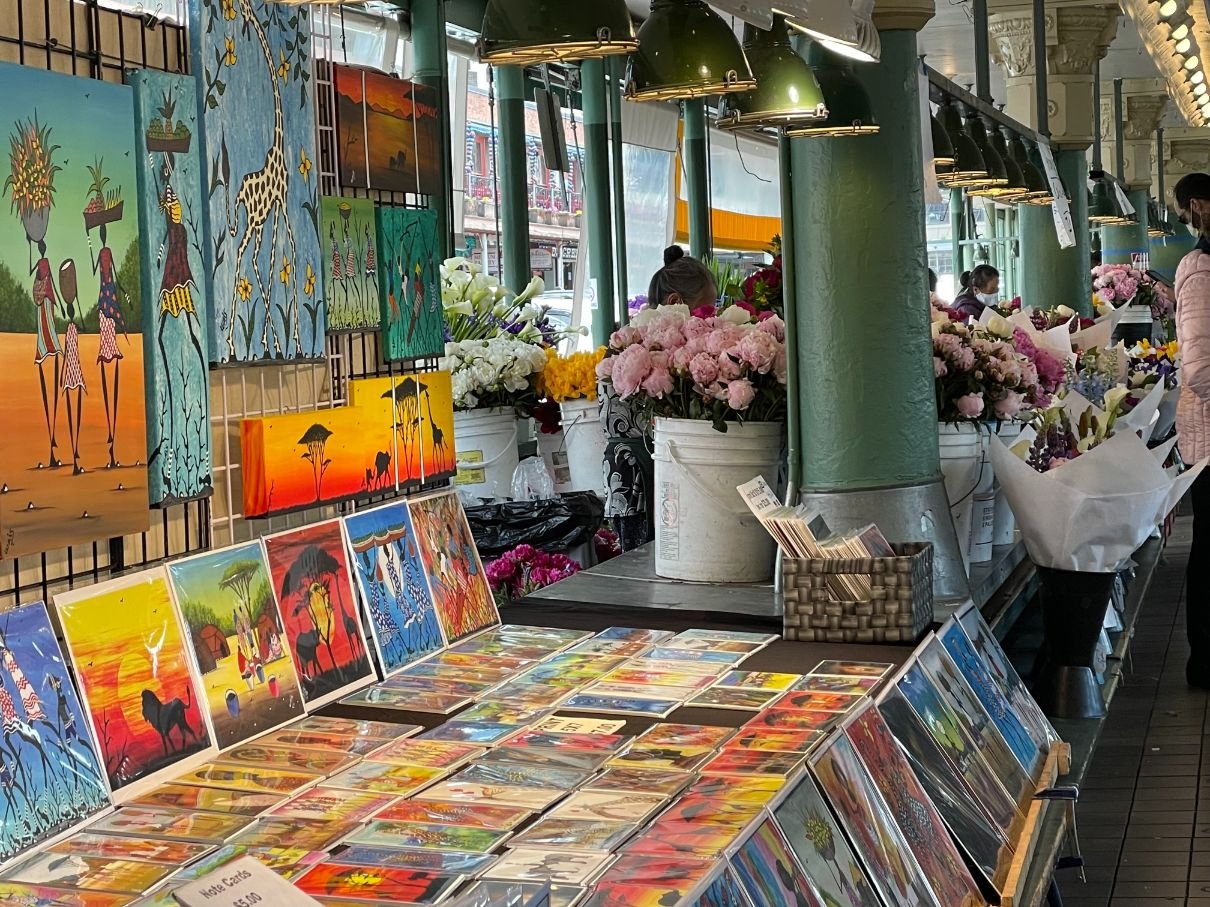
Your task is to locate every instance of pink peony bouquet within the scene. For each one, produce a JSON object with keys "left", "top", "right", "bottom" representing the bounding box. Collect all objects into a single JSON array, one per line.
[
  {"left": 485, "top": 544, "right": 581, "bottom": 603},
  {"left": 1092, "top": 263, "right": 1157, "bottom": 311},
  {"left": 596, "top": 304, "right": 788, "bottom": 432},
  {"left": 933, "top": 317, "right": 1048, "bottom": 423}
]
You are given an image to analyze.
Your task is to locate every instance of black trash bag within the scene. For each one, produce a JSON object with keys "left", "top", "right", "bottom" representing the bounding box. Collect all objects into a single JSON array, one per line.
[{"left": 466, "top": 492, "right": 605, "bottom": 558}]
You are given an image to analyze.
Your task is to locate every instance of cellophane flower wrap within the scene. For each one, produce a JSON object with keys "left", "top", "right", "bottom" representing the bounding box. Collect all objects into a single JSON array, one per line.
[
  {"left": 485, "top": 544, "right": 581, "bottom": 602},
  {"left": 932, "top": 314, "right": 1049, "bottom": 423},
  {"left": 1127, "top": 339, "right": 1179, "bottom": 391},
  {"left": 596, "top": 304, "right": 788, "bottom": 433},
  {"left": 537, "top": 347, "right": 606, "bottom": 403}
]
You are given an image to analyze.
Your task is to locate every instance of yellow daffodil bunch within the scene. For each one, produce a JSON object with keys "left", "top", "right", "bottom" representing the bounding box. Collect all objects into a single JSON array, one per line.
[{"left": 537, "top": 347, "right": 606, "bottom": 402}]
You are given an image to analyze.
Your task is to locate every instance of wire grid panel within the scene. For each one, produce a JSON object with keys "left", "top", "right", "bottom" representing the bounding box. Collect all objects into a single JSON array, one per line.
[{"left": 0, "top": 0, "right": 208, "bottom": 611}]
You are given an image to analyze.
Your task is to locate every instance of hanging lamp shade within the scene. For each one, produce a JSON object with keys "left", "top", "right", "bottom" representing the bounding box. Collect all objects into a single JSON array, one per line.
[
  {"left": 931, "top": 112, "right": 955, "bottom": 167},
  {"left": 1088, "top": 174, "right": 1131, "bottom": 225},
  {"left": 972, "top": 121, "right": 1026, "bottom": 199},
  {"left": 785, "top": 41, "right": 878, "bottom": 137},
  {"left": 1008, "top": 133, "right": 1051, "bottom": 204},
  {"left": 478, "top": 0, "right": 638, "bottom": 64},
  {"left": 935, "top": 99, "right": 987, "bottom": 186},
  {"left": 625, "top": 0, "right": 756, "bottom": 102},
  {"left": 718, "top": 17, "right": 827, "bottom": 130},
  {"left": 1148, "top": 200, "right": 1167, "bottom": 237},
  {"left": 964, "top": 112, "right": 1008, "bottom": 191}
]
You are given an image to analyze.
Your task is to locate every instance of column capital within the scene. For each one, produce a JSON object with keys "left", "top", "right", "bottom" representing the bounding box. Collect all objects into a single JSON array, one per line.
[
  {"left": 1099, "top": 79, "right": 1168, "bottom": 191},
  {"left": 987, "top": 2, "right": 1120, "bottom": 148},
  {"left": 1160, "top": 127, "right": 1210, "bottom": 202},
  {"left": 872, "top": 0, "right": 935, "bottom": 32}
]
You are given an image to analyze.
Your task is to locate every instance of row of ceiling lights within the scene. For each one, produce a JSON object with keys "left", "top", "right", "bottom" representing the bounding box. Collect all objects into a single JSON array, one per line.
[
  {"left": 1153, "top": 0, "right": 1210, "bottom": 123},
  {"left": 477, "top": 0, "right": 881, "bottom": 136}
]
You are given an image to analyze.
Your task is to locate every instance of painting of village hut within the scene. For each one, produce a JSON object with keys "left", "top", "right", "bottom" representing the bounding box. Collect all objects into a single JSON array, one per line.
[{"left": 166, "top": 542, "right": 305, "bottom": 750}]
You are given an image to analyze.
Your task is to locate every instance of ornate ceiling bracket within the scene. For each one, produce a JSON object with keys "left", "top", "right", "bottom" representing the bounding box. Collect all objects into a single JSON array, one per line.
[
  {"left": 1159, "top": 127, "right": 1210, "bottom": 203},
  {"left": 871, "top": 0, "right": 936, "bottom": 33},
  {"left": 987, "top": 2, "right": 1120, "bottom": 150}
]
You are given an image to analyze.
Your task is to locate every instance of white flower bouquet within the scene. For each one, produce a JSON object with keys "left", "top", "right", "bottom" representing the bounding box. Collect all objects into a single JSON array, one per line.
[{"left": 442, "top": 335, "right": 549, "bottom": 412}]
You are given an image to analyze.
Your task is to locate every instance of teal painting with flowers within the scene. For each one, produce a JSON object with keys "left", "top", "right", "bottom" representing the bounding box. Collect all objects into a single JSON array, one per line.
[
  {"left": 130, "top": 69, "right": 213, "bottom": 506},
  {"left": 190, "top": 0, "right": 325, "bottom": 364},
  {"left": 0, "top": 62, "right": 149, "bottom": 560}
]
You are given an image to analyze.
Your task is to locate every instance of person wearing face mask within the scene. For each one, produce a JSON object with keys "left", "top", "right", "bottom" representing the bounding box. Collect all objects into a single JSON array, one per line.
[
  {"left": 951, "top": 264, "right": 1000, "bottom": 322},
  {"left": 1174, "top": 172, "right": 1210, "bottom": 687}
]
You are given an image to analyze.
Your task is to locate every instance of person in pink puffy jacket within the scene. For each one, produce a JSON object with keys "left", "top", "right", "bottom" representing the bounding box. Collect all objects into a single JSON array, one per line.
[{"left": 1174, "top": 172, "right": 1210, "bottom": 687}]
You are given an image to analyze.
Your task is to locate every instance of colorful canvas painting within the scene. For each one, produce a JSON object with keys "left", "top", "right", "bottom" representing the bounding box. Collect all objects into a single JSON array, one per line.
[
  {"left": 845, "top": 704, "right": 985, "bottom": 907},
  {"left": 0, "top": 602, "right": 109, "bottom": 866},
  {"left": 165, "top": 542, "right": 305, "bottom": 749},
  {"left": 347, "top": 371, "right": 455, "bottom": 490},
  {"left": 321, "top": 196, "right": 380, "bottom": 332},
  {"left": 239, "top": 402, "right": 394, "bottom": 517},
  {"left": 343, "top": 500, "right": 446, "bottom": 674},
  {"left": 0, "top": 63, "right": 148, "bottom": 560},
  {"left": 878, "top": 688, "right": 1011, "bottom": 894},
  {"left": 770, "top": 772, "right": 881, "bottom": 907},
  {"left": 693, "top": 866, "right": 752, "bottom": 907},
  {"left": 896, "top": 662, "right": 1023, "bottom": 834},
  {"left": 129, "top": 69, "right": 212, "bottom": 507},
  {"left": 191, "top": 0, "right": 325, "bottom": 363},
  {"left": 334, "top": 65, "right": 441, "bottom": 195},
  {"left": 809, "top": 735, "right": 938, "bottom": 907},
  {"left": 408, "top": 490, "right": 499, "bottom": 643},
  {"left": 55, "top": 569, "right": 214, "bottom": 797},
  {"left": 263, "top": 519, "right": 375, "bottom": 710},
  {"left": 730, "top": 818, "right": 822, "bottom": 907},
  {"left": 940, "top": 621, "right": 1042, "bottom": 776},
  {"left": 375, "top": 206, "right": 443, "bottom": 361}
]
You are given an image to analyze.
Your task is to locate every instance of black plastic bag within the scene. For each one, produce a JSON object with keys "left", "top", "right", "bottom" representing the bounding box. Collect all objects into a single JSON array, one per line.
[{"left": 466, "top": 491, "right": 605, "bottom": 558}]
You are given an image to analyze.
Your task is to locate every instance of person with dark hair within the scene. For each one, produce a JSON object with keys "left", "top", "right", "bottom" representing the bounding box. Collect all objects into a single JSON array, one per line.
[
  {"left": 647, "top": 246, "right": 718, "bottom": 310},
  {"left": 1091, "top": 249, "right": 1102, "bottom": 269},
  {"left": 951, "top": 264, "right": 1000, "bottom": 321},
  {"left": 1174, "top": 171, "right": 1210, "bottom": 686}
]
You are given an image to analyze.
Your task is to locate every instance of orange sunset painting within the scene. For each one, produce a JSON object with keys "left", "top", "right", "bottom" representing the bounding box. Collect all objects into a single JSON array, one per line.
[
  {"left": 349, "top": 371, "right": 456, "bottom": 490},
  {"left": 55, "top": 567, "right": 214, "bottom": 796}
]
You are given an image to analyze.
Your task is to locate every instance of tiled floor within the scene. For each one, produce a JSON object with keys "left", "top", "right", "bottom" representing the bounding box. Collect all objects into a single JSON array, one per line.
[{"left": 1058, "top": 517, "right": 1207, "bottom": 906}]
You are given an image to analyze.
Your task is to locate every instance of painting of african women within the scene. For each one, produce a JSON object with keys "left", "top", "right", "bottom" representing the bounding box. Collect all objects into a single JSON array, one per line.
[
  {"left": 55, "top": 568, "right": 214, "bottom": 798},
  {"left": 0, "top": 62, "right": 149, "bottom": 559},
  {"left": 167, "top": 543, "right": 305, "bottom": 749},
  {"left": 0, "top": 601, "right": 109, "bottom": 862},
  {"left": 129, "top": 69, "right": 212, "bottom": 506},
  {"left": 191, "top": 0, "right": 325, "bottom": 363},
  {"left": 263, "top": 519, "right": 375, "bottom": 710},
  {"left": 408, "top": 490, "right": 499, "bottom": 643},
  {"left": 321, "top": 196, "right": 380, "bottom": 333},
  {"left": 342, "top": 500, "right": 445, "bottom": 676}
]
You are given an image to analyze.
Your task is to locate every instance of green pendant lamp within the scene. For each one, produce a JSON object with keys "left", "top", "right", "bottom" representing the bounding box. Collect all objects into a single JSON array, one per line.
[
  {"left": 478, "top": 0, "right": 638, "bottom": 64},
  {"left": 1008, "top": 133, "right": 1051, "bottom": 204},
  {"left": 931, "top": 111, "right": 955, "bottom": 168},
  {"left": 1088, "top": 172, "right": 1130, "bottom": 225},
  {"left": 972, "top": 119, "right": 1025, "bottom": 199},
  {"left": 784, "top": 41, "right": 878, "bottom": 137},
  {"left": 935, "top": 98, "right": 988, "bottom": 187},
  {"left": 1148, "top": 200, "right": 1167, "bottom": 237},
  {"left": 718, "top": 17, "right": 827, "bottom": 130},
  {"left": 964, "top": 113, "right": 1008, "bottom": 194},
  {"left": 625, "top": 0, "right": 756, "bottom": 102}
]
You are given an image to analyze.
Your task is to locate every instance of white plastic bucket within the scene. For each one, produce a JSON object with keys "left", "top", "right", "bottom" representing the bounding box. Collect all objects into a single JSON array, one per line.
[
  {"left": 652, "top": 417, "right": 783, "bottom": 583},
  {"left": 536, "top": 429, "right": 574, "bottom": 494},
  {"left": 992, "top": 421, "right": 1023, "bottom": 546},
  {"left": 939, "top": 422, "right": 982, "bottom": 572},
  {"left": 453, "top": 408, "right": 520, "bottom": 501},
  {"left": 560, "top": 398, "right": 609, "bottom": 495},
  {"left": 969, "top": 426, "right": 996, "bottom": 564}
]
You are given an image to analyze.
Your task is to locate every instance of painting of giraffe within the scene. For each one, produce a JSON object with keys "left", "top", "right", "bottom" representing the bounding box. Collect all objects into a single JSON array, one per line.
[
  {"left": 129, "top": 69, "right": 212, "bottom": 507},
  {"left": 343, "top": 500, "right": 446, "bottom": 676},
  {"left": 0, "top": 601, "right": 109, "bottom": 865},
  {"left": 375, "top": 207, "right": 443, "bottom": 362},
  {"left": 191, "top": 0, "right": 325, "bottom": 364}
]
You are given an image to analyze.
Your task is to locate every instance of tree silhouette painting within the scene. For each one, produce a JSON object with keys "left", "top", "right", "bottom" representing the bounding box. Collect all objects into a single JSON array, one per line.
[
  {"left": 299, "top": 422, "right": 333, "bottom": 502},
  {"left": 382, "top": 378, "right": 421, "bottom": 484}
]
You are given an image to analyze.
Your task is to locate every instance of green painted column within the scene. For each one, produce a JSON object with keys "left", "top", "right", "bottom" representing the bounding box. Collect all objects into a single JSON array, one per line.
[
  {"left": 1018, "top": 148, "right": 1093, "bottom": 315},
  {"left": 1101, "top": 188, "right": 1149, "bottom": 265},
  {"left": 581, "top": 59, "right": 616, "bottom": 347},
  {"left": 495, "top": 66, "right": 530, "bottom": 294},
  {"left": 790, "top": 29, "right": 968, "bottom": 602},
  {"left": 412, "top": 0, "right": 454, "bottom": 259},
  {"left": 949, "top": 188, "right": 962, "bottom": 289},
  {"left": 682, "top": 99, "right": 711, "bottom": 258},
  {"left": 608, "top": 57, "right": 631, "bottom": 323}
]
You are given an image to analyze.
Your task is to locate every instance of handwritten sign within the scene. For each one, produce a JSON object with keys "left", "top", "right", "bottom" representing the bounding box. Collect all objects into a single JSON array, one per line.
[
  {"left": 1036, "top": 140, "right": 1076, "bottom": 250},
  {"left": 172, "top": 857, "right": 322, "bottom": 907}
]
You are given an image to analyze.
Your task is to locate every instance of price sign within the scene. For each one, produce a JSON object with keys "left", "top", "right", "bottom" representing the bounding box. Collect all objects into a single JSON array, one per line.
[
  {"left": 172, "top": 857, "right": 323, "bottom": 907},
  {"left": 1036, "top": 140, "right": 1076, "bottom": 250}
]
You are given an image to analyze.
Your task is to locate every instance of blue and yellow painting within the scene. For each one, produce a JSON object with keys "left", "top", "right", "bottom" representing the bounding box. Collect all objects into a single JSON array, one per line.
[
  {"left": 343, "top": 500, "right": 445, "bottom": 675},
  {"left": 0, "top": 62, "right": 149, "bottom": 561},
  {"left": 375, "top": 207, "right": 443, "bottom": 362},
  {"left": 0, "top": 601, "right": 110, "bottom": 864},
  {"left": 191, "top": 0, "right": 325, "bottom": 364},
  {"left": 130, "top": 69, "right": 213, "bottom": 507}
]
